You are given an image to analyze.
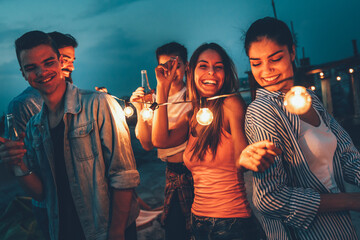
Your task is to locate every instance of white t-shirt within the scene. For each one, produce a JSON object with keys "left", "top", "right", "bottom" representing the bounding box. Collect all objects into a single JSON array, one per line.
[
  {"left": 298, "top": 109, "right": 339, "bottom": 193},
  {"left": 157, "top": 87, "right": 192, "bottom": 160}
]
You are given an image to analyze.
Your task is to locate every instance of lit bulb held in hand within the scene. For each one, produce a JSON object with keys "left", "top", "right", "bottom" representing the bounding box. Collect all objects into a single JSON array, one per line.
[{"left": 284, "top": 86, "right": 312, "bottom": 115}]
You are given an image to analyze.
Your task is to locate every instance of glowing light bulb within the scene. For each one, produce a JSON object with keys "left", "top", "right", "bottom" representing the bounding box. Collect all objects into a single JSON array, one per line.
[
  {"left": 284, "top": 86, "right": 312, "bottom": 115},
  {"left": 140, "top": 108, "right": 154, "bottom": 121},
  {"left": 310, "top": 86, "right": 316, "bottom": 91},
  {"left": 196, "top": 108, "right": 213, "bottom": 126},
  {"left": 124, "top": 106, "right": 134, "bottom": 117},
  {"left": 319, "top": 72, "right": 324, "bottom": 79},
  {"left": 336, "top": 76, "right": 341, "bottom": 81},
  {"left": 349, "top": 68, "right": 354, "bottom": 74}
]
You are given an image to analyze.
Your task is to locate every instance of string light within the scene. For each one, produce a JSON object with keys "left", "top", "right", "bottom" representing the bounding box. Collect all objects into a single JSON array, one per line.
[
  {"left": 196, "top": 108, "right": 213, "bottom": 126},
  {"left": 140, "top": 102, "right": 158, "bottom": 121},
  {"left": 319, "top": 72, "right": 325, "bottom": 79},
  {"left": 349, "top": 68, "right": 354, "bottom": 74},
  {"left": 310, "top": 86, "right": 316, "bottom": 91},
  {"left": 196, "top": 97, "right": 214, "bottom": 126},
  {"left": 140, "top": 108, "right": 153, "bottom": 121},
  {"left": 110, "top": 95, "right": 136, "bottom": 118},
  {"left": 112, "top": 75, "right": 316, "bottom": 123},
  {"left": 336, "top": 76, "right": 341, "bottom": 81},
  {"left": 124, "top": 101, "right": 134, "bottom": 117},
  {"left": 284, "top": 86, "right": 312, "bottom": 115}
]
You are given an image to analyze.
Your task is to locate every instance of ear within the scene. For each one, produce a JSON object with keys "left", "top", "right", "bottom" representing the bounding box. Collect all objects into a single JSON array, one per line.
[
  {"left": 59, "top": 55, "right": 65, "bottom": 68},
  {"left": 291, "top": 44, "right": 296, "bottom": 62},
  {"left": 20, "top": 67, "right": 27, "bottom": 81}
]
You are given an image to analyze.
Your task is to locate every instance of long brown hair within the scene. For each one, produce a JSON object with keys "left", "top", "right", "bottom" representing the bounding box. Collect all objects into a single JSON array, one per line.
[{"left": 187, "top": 43, "right": 240, "bottom": 161}]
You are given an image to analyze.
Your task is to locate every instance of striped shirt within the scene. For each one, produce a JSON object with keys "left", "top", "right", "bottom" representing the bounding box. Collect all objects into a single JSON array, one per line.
[{"left": 245, "top": 88, "right": 360, "bottom": 240}]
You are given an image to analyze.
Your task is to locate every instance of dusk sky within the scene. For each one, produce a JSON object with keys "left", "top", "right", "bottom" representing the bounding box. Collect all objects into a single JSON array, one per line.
[{"left": 1, "top": 0, "right": 359, "bottom": 114}]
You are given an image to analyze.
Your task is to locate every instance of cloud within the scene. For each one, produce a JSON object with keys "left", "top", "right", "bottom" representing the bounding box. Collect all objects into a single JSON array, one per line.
[
  {"left": 0, "top": 61, "right": 28, "bottom": 114},
  {"left": 79, "top": 0, "right": 145, "bottom": 19},
  {"left": 0, "top": 25, "right": 31, "bottom": 66},
  {"left": 73, "top": 28, "right": 158, "bottom": 99}
]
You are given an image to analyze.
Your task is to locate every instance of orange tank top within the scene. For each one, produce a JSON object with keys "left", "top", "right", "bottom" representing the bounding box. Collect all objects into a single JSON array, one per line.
[{"left": 183, "top": 130, "right": 251, "bottom": 218}]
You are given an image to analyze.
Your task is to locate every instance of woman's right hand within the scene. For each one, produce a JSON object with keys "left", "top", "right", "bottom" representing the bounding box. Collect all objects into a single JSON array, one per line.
[
  {"left": 237, "top": 140, "right": 281, "bottom": 172},
  {"left": 130, "top": 87, "right": 145, "bottom": 111}
]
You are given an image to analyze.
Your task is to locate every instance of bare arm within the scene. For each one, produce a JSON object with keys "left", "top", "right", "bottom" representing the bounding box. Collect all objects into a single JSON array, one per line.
[
  {"left": 152, "top": 58, "right": 189, "bottom": 148},
  {"left": 224, "top": 96, "right": 280, "bottom": 172},
  {"left": 108, "top": 188, "right": 134, "bottom": 240},
  {"left": 12, "top": 158, "right": 44, "bottom": 201},
  {"left": 223, "top": 96, "right": 248, "bottom": 159},
  {"left": 318, "top": 193, "right": 360, "bottom": 212},
  {"left": 131, "top": 87, "right": 154, "bottom": 151}
]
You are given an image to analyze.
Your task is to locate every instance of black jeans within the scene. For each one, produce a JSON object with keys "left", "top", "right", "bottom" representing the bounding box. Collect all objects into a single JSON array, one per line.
[
  {"left": 191, "top": 214, "right": 266, "bottom": 240},
  {"left": 125, "top": 221, "right": 138, "bottom": 240},
  {"left": 32, "top": 205, "right": 50, "bottom": 240},
  {"left": 164, "top": 191, "right": 190, "bottom": 240}
]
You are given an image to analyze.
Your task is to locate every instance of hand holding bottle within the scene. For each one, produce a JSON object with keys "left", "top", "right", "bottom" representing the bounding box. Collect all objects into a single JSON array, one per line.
[
  {"left": 139, "top": 70, "right": 155, "bottom": 103},
  {"left": 0, "top": 134, "right": 26, "bottom": 165},
  {"left": 0, "top": 114, "right": 27, "bottom": 176},
  {"left": 130, "top": 87, "right": 146, "bottom": 111}
]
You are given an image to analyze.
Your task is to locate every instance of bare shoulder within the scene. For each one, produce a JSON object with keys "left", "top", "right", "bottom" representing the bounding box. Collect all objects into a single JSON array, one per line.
[
  {"left": 223, "top": 95, "right": 246, "bottom": 115},
  {"left": 221, "top": 95, "right": 247, "bottom": 134}
]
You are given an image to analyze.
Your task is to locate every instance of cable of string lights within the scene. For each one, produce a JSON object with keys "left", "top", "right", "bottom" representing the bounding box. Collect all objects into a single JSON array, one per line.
[{"left": 111, "top": 76, "right": 312, "bottom": 125}]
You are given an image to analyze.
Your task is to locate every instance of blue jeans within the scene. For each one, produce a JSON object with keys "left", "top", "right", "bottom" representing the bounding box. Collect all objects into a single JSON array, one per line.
[{"left": 191, "top": 214, "right": 266, "bottom": 240}]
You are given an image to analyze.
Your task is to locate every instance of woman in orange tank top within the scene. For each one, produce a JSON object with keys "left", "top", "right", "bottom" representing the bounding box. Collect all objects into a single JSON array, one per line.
[{"left": 152, "top": 43, "right": 280, "bottom": 240}]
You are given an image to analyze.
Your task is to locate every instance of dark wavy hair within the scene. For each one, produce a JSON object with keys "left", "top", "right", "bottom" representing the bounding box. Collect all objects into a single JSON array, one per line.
[
  {"left": 48, "top": 31, "right": 78, "bottom": 49},
  {"left": 187, "top": 43, "right": 240, "bottom": 161},
  {"left": 244, "top": 17, "right": 295, "bottom": 56},
  {"left": 244, "top": 17, "right": 296, "bottom": 97},
  {"left": 156, "top": 42, "right": 187, "bottom": 64},
  {"left": 15, "top": 30, "right": 60, "bottom": 67}
]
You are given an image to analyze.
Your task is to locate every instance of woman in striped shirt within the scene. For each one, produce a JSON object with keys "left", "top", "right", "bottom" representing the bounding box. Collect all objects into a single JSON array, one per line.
[{"left": 243, "top": 16, "right": 360, "bottom": 239}]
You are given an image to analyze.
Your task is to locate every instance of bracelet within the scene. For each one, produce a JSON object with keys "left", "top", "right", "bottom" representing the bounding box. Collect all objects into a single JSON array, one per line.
[
  {"left": 13, "top": 166, "right": 33, "bottom": 177},
  {"left": 16, "top": 170, "right": 33, "bottom": 177}
]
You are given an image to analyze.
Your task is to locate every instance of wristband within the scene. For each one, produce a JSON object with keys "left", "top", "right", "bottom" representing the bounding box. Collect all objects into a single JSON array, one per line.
[{"left": 13, "top": 166, "right": 33, "bottom": 177}]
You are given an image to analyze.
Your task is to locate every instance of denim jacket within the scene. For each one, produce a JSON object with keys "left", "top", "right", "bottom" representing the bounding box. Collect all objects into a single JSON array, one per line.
[
  {"left": 6, "top": 86, "right": 46, "bottom": 208},
  {"left": 24, "top": 83, "right": 140, "bottom": 240}
]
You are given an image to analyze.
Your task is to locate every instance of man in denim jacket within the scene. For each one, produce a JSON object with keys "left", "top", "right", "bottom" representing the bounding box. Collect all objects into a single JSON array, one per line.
[
  {"left": 6, "top": 31, "right": 78, "bottom": 240},
  {"left": 0, "top": 31, "right": 140, "bottom": 240}
]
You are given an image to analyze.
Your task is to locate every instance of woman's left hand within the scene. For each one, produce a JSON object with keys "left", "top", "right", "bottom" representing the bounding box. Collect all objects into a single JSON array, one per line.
[{"left": 237, "top": 140, "right": 281, "bottom": 172}]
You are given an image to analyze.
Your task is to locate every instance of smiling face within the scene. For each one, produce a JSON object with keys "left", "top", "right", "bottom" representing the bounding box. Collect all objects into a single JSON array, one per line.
[
  {"left": 248, "top": 37, "right": 295, "bottom": 93},
  {"left": 59, "top": 46, "right": 75, "bottom": 79},
  {"left": 194, "top": 49, "right": 225, "bottom": 97},
  {"left": 20, "top": 44, "right": 66, "bottom": 96}
]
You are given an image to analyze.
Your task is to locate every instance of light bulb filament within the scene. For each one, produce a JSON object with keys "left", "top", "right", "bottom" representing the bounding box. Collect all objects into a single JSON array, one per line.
[
  {"left": 284, "top": 86, "right": 312, "bottom": 115},
  {"left": 196, "top": 108, "right": 214, "bottom": 126}
]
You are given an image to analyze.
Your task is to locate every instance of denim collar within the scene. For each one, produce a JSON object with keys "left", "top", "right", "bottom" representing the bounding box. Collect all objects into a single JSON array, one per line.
[{"left": 33, "top": 82, "right": 81, "bottom": 126}]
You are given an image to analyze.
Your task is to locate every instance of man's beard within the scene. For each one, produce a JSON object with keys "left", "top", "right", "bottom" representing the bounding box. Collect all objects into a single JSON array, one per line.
[{"left": 64, "top": 71, "right": 73, "bottom": 84}]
